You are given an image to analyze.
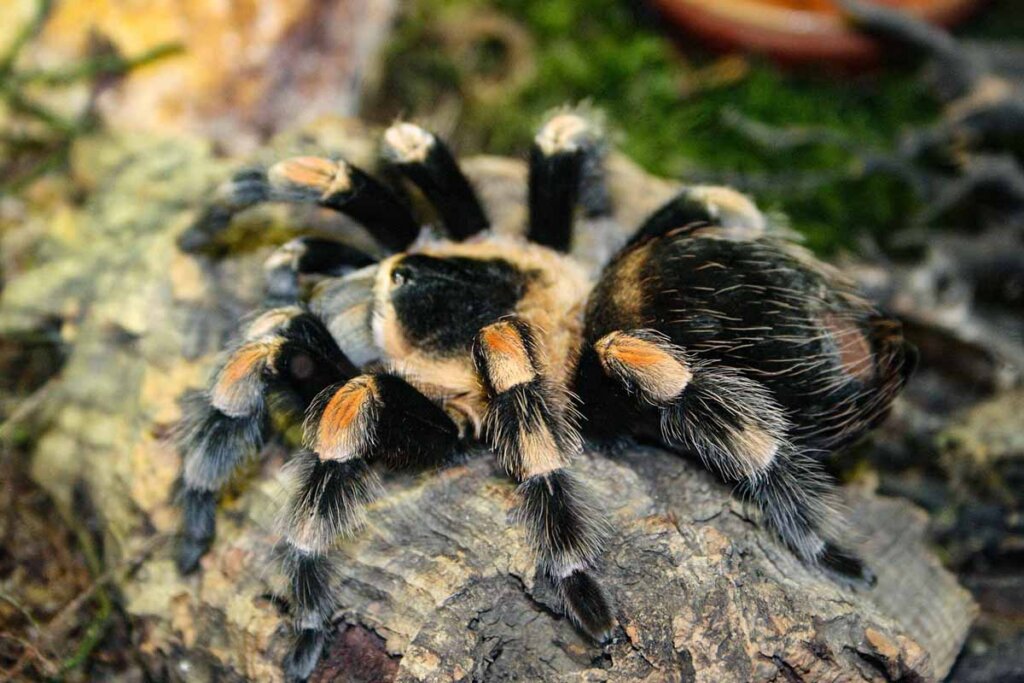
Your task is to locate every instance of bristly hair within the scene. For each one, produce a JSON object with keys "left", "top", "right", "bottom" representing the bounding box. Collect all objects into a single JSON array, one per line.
[
  {"left": 169, "top": 106, "right": 901, "bottom": 679},
  {"left": 365, "top": 373, "right": 460, "bottom": 471},
  {"left": 660, "top": 360, "right": 790, "bottom": 482},
  {"left": 175, "top": 487, "right": 218, "bottom": 574},
  {"left": 281, "top": 450, "right": 383, "bottom": 554},
  {"left": 483, "top": 378, "right": 581, "bottom": 480},
  {"left": 282, "top": 545, "right": 338, "bottom": 629},
  {"left": 514, "top": 466, "right": 615, "bottom": 642},
  {"left": 177, "top": 390, "right": 269, "bottom": 492},
  {"left": 301, "top": 379, "right": 381, "bottom": 462},
  {"left": 281, "top": 544, "right": 338, "bottom": 682},
  {"left": 736, "top": 443, "right": 846, "bottom": 564},
  {"left": 514, "top": 468, "right": 611, "bottom": 577},
  {"left": 277, "top": 451, "right": 384, "bottom": 680},
  {"left": 555, "top": 569, "right": 614, "bottom": 641},
  {"left": 284, "top": 628, "right": 329, "bottom": 683},
  {"left": 174, "top": 390, "right": 269, "bottom": 573}
]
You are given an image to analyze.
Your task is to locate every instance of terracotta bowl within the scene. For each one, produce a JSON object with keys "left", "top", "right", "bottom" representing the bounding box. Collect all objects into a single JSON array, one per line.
[{"left": 649, "top": 0, "right": 987, "bottom": 66}]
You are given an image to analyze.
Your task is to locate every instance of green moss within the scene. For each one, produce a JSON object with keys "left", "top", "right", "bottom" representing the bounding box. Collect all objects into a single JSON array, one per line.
[{"left": 370, "top": 0, "right": 1011, "bottom": 254}]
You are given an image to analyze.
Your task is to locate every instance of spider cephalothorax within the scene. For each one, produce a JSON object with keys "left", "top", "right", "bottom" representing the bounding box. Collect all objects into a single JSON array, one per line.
[{"left": 174, "top": 110, "right": 914, "bottom": 681}]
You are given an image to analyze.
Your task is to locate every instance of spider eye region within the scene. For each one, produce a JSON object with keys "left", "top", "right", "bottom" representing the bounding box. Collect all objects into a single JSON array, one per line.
[{"left": 388, "top": 254, "right": 527, "bottom": 354}]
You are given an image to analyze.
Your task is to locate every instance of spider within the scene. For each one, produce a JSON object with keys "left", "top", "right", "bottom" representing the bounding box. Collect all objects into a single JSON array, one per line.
[{"left": 173, "top": 109, "right": 914, "bottom": 681}]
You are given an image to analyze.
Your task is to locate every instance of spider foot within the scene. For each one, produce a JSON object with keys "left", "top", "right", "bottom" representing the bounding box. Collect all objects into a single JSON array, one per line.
[
  {"left": 175, "top": 488, "right": 216, "bottom": 574},
  {"left": 284, "top": 628, "right": 328, "bottom": 682},
  {"left": 556, "top": 569, "right": 616, "bottom": 644},
  {"left": 821, "top": 542, "right": 877, "bottom": 588}
]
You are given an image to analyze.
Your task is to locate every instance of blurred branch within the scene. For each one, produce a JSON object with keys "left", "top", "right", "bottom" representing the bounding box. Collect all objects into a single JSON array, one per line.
[
  {"left": 0, "top": 0, "right": 53, "bottom": 76},
  {"left": 52, "top": 509, "right": 113, "bottom": 677},
  {"left": 720, "top": 107, "right": 864, "bottom": 154},
  {"left": 11, "top": 41, "right": 183, "bottom": 87}
]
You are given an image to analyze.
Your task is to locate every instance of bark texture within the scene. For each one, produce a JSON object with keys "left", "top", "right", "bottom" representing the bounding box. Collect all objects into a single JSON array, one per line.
[{"left": 0, "top": 119, "right": 975, "bottom": 682}]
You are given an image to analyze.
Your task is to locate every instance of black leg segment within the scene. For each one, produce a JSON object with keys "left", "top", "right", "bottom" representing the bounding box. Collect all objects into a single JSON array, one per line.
[
  {"left": 585, "top": 330, "right": 874, "bottom": 585},
  {"left": 178, "top": 156, "right": 421, "bottom": 255},
  {"left": 527, "top": 111, "right": 608, "bottom": 251},
  {"left": 382, "top": 122, "right": 490, "bottom": 241}
]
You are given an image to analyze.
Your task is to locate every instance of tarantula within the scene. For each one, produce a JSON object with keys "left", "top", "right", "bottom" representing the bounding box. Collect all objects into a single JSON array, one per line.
[{"left": 174, "top": 110, "right": 914, "bottom": 681}]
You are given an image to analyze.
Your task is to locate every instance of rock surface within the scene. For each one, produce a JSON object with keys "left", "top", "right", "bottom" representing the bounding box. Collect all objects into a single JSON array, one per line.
[{"left": 0, "top": 119, "right": 976, "bottom": 682}]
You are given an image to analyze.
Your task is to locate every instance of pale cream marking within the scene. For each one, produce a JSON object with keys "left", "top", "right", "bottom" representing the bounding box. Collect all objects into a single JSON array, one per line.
[
  {"left": 535, "top": 113, "right": 592, "bottom": 155},
  {"left": 366, "top": 238, "right": 591, "bottom": 435},
  {"left": 603, "top": 240, "right": 650, "bottom": 325},
  {"left": 479, "top": 322, "right": 536, "bottom": 392},
  {"left": 371, "top": 254, "right": 413, "bottom": 361},
  {"left": 263, "top": 240, "right": 308, "bottom": 272},
  {"left": 383, "top": 122, "right": 435, "bottom": 164},
  {"left": 688, "top": 185, "right": 766, "bottom": 235},
  {"left": 948, "top": 76, "right": 1012, "bottom": 122},
  {"left": 442, "top": 394, "right": 485, "bottom": 440},
  {"left": 730, "top": 425, "right": 780, "bottom": 473},
  {"left": 517, "top": 422, "right": 568, "bottom": 478},
  {"left": 287, "top": 503, "right": 368, "bottom": 554},
  {"left": 419, "top": 237, "right": 590, "bottom": 387},
  {"left": 373, "top": 238, "right": 591, "bottom": 396}
]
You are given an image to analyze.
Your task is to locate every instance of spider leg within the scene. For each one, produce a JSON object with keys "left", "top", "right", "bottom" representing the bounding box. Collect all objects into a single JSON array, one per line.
[
  {"left": 178, "top": 156, "right": 421, "bottom": 255},
  {"left": 626, "top": 185, "right": 766, "bottom": 248},
  {"left": 527, "top": 110, "right": 611, "bottom": 251},
  {"left": 587, "top": 330, "right": 874, "bottom": 584},
  {"left": 381, "top": 122, "right": 490, "bottom": 240},
  {"left": 473, "top": 318, "right": 615, "bottom": 640},
  {"left": 264, "top": 236, "right": 376, "bottom": 304},
  {"left": 176, "top": 308, "right": 358, "bottom": 574},
  {"left": 282, "top": 372, "right": 459, "bottom": 681}
]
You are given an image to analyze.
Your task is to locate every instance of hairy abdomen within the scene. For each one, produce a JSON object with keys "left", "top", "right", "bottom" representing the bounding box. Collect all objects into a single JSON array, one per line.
[{"left": 578, "top": 232, "right": 913, "bottom": 453}]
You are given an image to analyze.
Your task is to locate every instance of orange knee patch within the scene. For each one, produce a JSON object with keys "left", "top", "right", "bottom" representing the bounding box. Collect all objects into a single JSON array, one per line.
[
  {"left": 479, "top": 322, "right": 536, "bottom": 393},
  {"left": 211, "top": 339, "right": 282, "bottom": 417},
  {"left": 315, "top": 377, "right": 378, "bottom": 461},
  {"left": 268, "top": 156, "right": 351, "bottom": 199},
  {"left": 596, "top": 332, "right": 691, "bottom": 404}
]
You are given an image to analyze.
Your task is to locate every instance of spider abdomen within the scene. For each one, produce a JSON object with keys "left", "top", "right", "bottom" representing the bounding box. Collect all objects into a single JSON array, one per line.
[{"left": 578, "top": 231, "right": 913, "bottom": 454}]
